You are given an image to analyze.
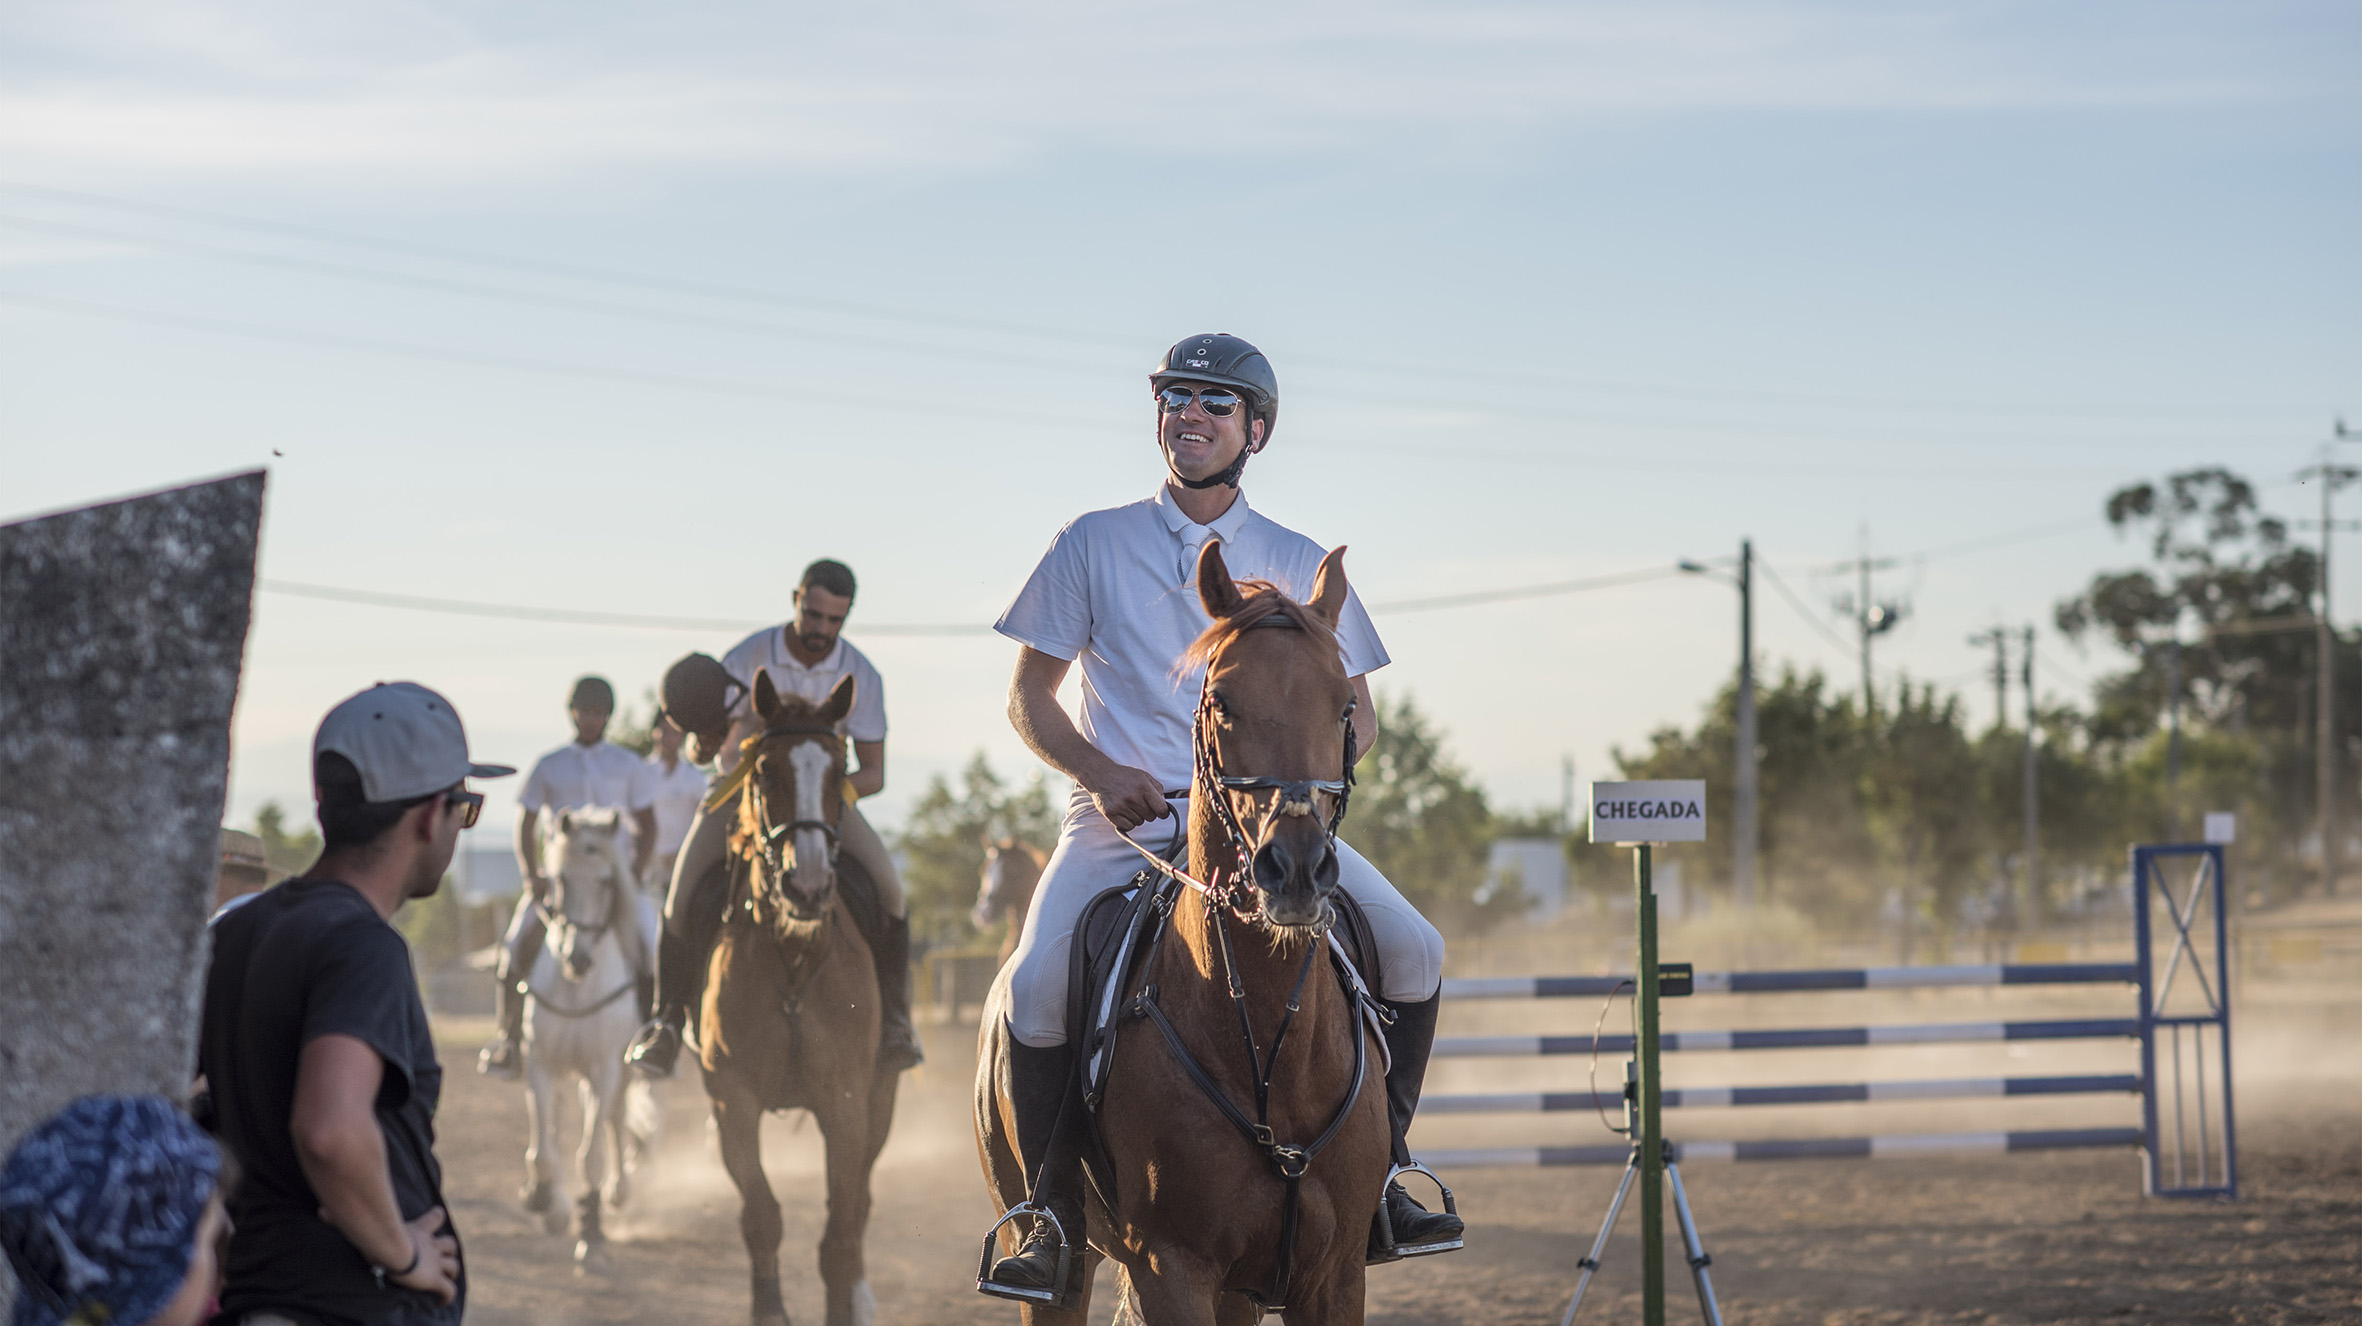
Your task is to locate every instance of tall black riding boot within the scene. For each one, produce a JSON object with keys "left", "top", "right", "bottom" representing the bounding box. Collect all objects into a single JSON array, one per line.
[
  {"left": 478, "top": 915, "right": 546, "bottom": 1079},
  {"left": 625, "top": 926, "right": 698, "bottom": 1078},
  {"left": 1370, "top": 991, "right": 1466, "bottom": 1261},
  {"left": 979, "top": 1036, "right": 1084, "bottom": 1305},
  {"left": 870, "top": 913, "right": 924, "bottom": 1074}
]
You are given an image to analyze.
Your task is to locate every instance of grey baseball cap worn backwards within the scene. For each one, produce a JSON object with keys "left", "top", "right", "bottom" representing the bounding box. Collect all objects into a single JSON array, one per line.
[{"left": 315, "top": 681, "right": 516, "bottom": 802}]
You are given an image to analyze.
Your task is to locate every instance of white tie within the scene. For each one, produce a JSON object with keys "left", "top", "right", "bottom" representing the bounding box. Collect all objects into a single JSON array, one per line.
[{"left": 1180, "top": 527, "right": 1213, "bottom": 584}]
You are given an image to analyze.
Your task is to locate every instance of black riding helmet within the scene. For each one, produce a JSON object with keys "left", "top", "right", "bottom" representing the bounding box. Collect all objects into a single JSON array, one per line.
[{"left": 1150, "top": 333, "right": 1278, "bottom": 490}]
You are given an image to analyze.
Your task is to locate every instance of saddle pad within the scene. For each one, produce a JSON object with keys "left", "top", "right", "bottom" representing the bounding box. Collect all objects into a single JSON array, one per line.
[{"left": 1064, "top": 876, "right": 1390, "bottom": 1111}]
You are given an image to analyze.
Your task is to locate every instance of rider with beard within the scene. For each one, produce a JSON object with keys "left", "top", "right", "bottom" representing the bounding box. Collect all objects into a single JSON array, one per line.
[
  {"left": 978, "top": 334, "right": 1464, "bottom": 1301},
  {"left": 624, "top": 558, "right": 924, "bottom": 1079}
]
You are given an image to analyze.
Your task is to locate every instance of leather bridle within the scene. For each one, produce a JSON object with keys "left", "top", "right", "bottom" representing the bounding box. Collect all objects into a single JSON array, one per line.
[{"left": 735, "top": 720, "right": 846, "bottom": 925}]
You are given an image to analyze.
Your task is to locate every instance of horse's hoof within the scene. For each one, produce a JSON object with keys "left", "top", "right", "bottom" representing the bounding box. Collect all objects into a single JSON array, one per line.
[
  {"left": 573, "top": 1238, "right": 611, "bottom": 1274},
  {"left": 542, "top": 1205, "right": 570, "bottom": 1237},
  {"left": 520, "top": 1180, "right": 554, "bottom": 1214}
]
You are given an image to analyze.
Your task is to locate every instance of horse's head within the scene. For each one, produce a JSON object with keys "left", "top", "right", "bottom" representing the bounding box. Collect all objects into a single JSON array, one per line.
[
  {"left": 735, "top": 670, "right": 853, "bottom": 926},
  {"left": 974, "top": 836, "right": 1045, "bottom": 928},
  {"left": 1189, "top": 541, "right": 1356, "bottom": 932},
  {"left": 545, "top": 808, "right": 625, "bottom": 979}
]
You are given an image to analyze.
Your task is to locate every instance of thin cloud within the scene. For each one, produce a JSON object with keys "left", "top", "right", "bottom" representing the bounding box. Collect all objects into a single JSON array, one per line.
[{"left": 0, "top": 1, "right": 2341, "bottom": 188}]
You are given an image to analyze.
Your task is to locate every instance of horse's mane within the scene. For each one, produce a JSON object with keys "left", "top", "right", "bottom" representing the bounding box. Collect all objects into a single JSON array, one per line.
[{"left": 1177, "top": 578, "right": 1338, "bottom": 674}]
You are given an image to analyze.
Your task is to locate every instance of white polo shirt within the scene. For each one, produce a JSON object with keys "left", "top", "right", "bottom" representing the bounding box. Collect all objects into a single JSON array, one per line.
[
  {"left": 717, "top": 627, "right": 888, "bottom": 774},
  {"left": 520, "top": 739, "right": 658, "bottom": 849},
  {"left": 995, "top": 485, "right": 1387, "bottom": 791},
  {"left": 643, "top": 752, "right": 709, "bottom": 856}
]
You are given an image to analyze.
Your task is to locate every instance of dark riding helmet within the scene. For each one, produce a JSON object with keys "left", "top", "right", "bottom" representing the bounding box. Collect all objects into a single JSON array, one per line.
[
  {"left": 1150, "top": 333, "right": 1279, "bottom": 490},
  {"left": 659, "top": 652, "right": 742, "bottom": 742},
  {"left": 1151, "top": 333, "right": 1279, "bottom": 439}
]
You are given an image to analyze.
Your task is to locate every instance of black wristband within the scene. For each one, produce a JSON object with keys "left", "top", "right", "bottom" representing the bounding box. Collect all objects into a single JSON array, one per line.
[{"left": 386, "top": 1241, "right": 422, "bottom": 1280}]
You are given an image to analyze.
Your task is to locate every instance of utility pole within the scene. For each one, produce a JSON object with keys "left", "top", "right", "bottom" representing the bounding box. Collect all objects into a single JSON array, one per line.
[
  {"left": 1831, "top": 536, "right": 1907, "bottom": 715},
  {"left": 2022, "top": 625, "right": 2038, "bottom": 923},
  {"left": 1560, "top": 755, "right": 1576, "bottom": 836},
  {"left": 1679, "top": 542, "right": 1761, "bottom": 907},
  {"left": 1735, "top": 539, "right": 1758, "bottom": 909},
  {"left": 2298, "top": 441, "right": 2361, "bottom": 895}
]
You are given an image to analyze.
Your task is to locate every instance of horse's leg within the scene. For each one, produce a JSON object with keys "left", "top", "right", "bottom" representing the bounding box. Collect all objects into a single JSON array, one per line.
[
  {"left": 814, "top": 1095, "right": 877, "bottom": 1326},
  {"left": 714, "top": 1084, "right": 788, "bottom": 1326},
  {"left": 574, "top": 1068, "right": 615, "bottom": 1271},
  {"left": 1116, "top": 1254, "right": 1224, "bottom": 1326},
  {"left": 522, "top": 1047, "right": 564, "bottom": 1233},
  {"left": 1264, "top": 1260, "right": 1366, "bottom": 1326}
]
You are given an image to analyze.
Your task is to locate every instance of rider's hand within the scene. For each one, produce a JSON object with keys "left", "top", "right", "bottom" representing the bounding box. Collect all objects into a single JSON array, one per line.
[
  {"left": 1087, "top": 764, "right": 1172, "bottom": 833},
  {"left": 388, "top": 1206, "right": 462, "bottom": 1304}
]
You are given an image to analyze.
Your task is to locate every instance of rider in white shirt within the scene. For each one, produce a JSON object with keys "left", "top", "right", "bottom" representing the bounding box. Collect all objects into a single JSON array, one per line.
[
  {"left": 624, "top": 559, "right": 923, "bottom": 1077},
  {"left": 978, "top": 334, "right": 1462, "bottom": 1298},
  {"left": 480, "top": 675, "right": 659, "bottom": 1079},
  {"left": 643, "top": 718, "right": 709, "bottom": 890}
]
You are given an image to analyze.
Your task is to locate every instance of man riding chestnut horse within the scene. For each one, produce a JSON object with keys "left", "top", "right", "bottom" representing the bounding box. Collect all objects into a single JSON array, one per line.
[
  {"left": 625, "top": 557, "right": 924, "bottom": 1080},
  {"left": 978, "top": 332, "right": 1464, "bottom": 1301}
]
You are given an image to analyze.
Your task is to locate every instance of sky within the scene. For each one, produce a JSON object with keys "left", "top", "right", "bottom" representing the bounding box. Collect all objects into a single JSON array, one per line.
[{"left": 3, "top": 0, "right": 2357, "bottom": 853}]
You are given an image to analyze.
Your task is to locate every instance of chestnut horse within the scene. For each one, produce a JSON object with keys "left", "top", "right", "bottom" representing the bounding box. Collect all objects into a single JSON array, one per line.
[
  {"left": 702, "top": 672, "right": 897, "bottom": 1326},
  {"left": 977, "top": 543, "right": 1391, "bottom": 1325},
  {"left": 973, "top": 837, "right": 1049, "bottom": 967}
]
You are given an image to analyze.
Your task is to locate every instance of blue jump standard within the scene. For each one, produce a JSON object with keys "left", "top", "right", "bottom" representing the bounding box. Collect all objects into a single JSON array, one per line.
[
  {"left": 1423, "top": 1073, "right": 2141, "bottom": 1114},
  {"left": 1426, "top": 1127, "right": 2147, "bottom": 1169},
  {"left": 1434, "top": 1017, "right": 2140, "bottom": 1058},
  {"left": 1441, "top": 962, "right": 2139, "bottom": 1000}
]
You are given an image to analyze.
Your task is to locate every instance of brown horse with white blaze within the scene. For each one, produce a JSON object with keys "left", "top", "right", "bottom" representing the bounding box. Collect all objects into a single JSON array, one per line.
[
  {"left": 977, "top": 543, "right": 1392, "bottom": 1325},
  {"left": 702, "top": 671, "right": 897, "bottom": 1326}
]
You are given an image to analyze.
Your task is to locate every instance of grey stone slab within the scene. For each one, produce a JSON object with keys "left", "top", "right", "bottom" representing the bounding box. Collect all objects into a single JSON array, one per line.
[{"left": 0, "top": 471, "right": 264, "bottom": 1154}]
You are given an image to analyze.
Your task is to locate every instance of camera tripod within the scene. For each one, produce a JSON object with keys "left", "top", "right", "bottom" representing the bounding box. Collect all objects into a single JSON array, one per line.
[{"left": 1560, "top": 1061, "right": 1724, "bottom": 1326}]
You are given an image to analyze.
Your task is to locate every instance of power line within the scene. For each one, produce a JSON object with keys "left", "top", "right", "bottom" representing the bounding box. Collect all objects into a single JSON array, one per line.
[
  {"left": 259, "top": 579, "right": 993, "bottom": 636},
  {"left": 0, "top": 289, "right": 1107, "bottom": 428},
  {"left": 0, "top": 177, "right": 2299, "bottom": 426},
  {"left": 1756, "top": 556, "right": 1866, "bottom": 661},
  {"left": 1366, "top": 566, "right": 1684, "bottom": 613}
]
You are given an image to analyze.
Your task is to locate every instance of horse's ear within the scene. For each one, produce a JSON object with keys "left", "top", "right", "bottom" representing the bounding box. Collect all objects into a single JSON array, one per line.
[
  {"left": 753, "top": 669, "right": 781, "bottom": 722},
  {"left": 558, "top": 809, "right": 574, "bottom": 832},
  {"left": 818, "top": 674, "right": 856, "bottom": 725},
  {"left": 1197, "top": 541, "right": 1243, "bottom": 619},
  {"left": 1307, "top": 546, "right": 1349, "bottom": 628}
]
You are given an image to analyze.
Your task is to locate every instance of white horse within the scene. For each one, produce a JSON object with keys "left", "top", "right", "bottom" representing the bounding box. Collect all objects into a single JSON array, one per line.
[{"left": 521, "top": 808, "right": 657, "bottom": 1271}]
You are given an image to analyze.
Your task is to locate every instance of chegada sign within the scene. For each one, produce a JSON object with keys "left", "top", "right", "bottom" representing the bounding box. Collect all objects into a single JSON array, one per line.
[{"left": 1590, "top": 780, "right": 1707, "bottom": 845}]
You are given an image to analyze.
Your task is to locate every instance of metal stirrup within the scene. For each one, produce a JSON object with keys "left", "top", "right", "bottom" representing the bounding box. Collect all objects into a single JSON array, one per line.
[
  {"left": 1373, "top": 1161, "right": 1464, "bottom": 1260},
  {"left": 973, "top": 1202, "right": 1073, "bottom": 1307}
]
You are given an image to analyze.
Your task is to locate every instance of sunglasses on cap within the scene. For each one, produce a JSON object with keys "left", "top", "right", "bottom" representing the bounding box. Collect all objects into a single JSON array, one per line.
[{"left": 1157, "top": 386, "right": 1243, "bottom": 417}]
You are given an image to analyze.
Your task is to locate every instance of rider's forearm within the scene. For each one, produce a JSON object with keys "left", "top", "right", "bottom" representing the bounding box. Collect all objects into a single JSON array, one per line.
[
  {"left": 1009, "top": 671, "right": 1120, "bottom": 792},
  {"left": 849, "top": 741, "right": 885, "bottom": 799},
  {"left": 515, "top": 809, "right": 542, "bottom": 888}
]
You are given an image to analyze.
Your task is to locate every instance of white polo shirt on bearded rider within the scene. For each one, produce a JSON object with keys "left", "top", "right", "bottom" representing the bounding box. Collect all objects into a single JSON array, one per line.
[
  {"left": 716, "top": 627, "right": 888, "bottom": 776},
  {"left": 994, "top": 485, "right": 1388, "bottom": 793},
  {"left": 520, "top": 739, "right": 659, "bottom": 853}
]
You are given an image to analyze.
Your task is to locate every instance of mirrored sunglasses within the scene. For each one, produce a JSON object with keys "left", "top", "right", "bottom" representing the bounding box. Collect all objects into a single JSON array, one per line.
[{"left": 1157, "top": 386, "right": 1243, "bottom": 417}]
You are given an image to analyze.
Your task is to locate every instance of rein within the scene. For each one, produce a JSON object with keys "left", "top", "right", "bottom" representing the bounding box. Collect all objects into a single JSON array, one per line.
[
  {"left": 527, "top": 858, "right": 638, "bottom": 1018},
  {"left": 1115, "top": 623, "right": 1370, "bottom": 1311}
]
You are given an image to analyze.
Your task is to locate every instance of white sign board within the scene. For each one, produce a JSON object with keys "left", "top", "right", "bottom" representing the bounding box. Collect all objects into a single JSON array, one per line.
[
  {"left": 2203, "top": 812, "right": 2236, "bottom": 845},
  {"left": 1590, "top": 780, "right": 1708, "bottom": 845}
]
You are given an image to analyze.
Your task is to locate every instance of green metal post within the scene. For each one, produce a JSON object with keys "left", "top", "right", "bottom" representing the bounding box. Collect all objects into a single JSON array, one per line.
[{"left": 1637, "top": 843, "right": 1665, "bottom": 1324}]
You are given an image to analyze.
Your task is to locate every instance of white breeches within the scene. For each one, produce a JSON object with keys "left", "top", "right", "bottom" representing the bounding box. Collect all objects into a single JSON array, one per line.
[{"left": 995, "top": 789, "right": 1446, "bottom": 1049}]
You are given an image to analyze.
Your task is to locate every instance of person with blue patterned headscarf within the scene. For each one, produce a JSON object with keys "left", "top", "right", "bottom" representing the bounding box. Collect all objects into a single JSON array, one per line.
[{"left": 0, "top": 1094, "right": 229, "bottom": 1326}]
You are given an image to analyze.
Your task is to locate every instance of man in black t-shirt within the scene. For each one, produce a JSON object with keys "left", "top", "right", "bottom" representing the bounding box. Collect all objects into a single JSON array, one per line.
[{"left": 200, "top": 681, "right": 513, "bottom": 1326}]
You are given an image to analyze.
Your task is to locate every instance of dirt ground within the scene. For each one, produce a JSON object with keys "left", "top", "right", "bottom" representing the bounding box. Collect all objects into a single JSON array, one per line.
[{"left": 432, "top": 979, "right": 2362, "bottom": 1326}]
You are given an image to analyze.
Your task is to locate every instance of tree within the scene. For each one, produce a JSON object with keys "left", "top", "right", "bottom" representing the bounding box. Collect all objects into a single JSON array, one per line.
[
  {"left": 895, "top": 753, "right": 1062, "bottom": 948},
  {"left": 1350, "top": 693, "right": 1520, "bottom": 932},
  {"left": 252, "top": 801, "right": 321, "bottom": 876}
]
